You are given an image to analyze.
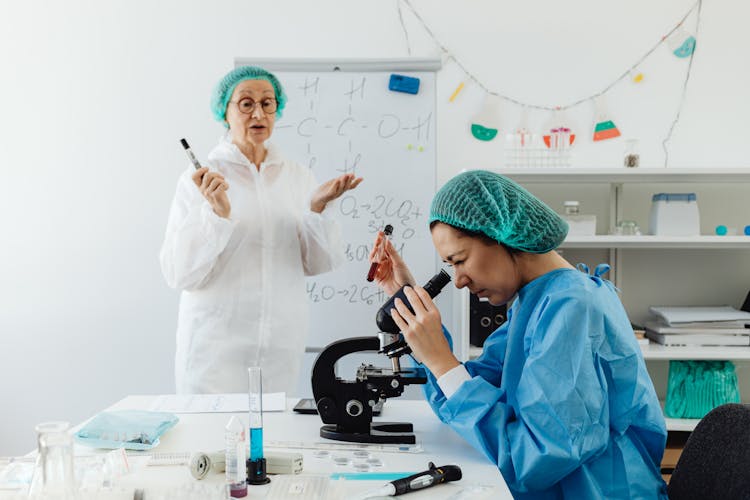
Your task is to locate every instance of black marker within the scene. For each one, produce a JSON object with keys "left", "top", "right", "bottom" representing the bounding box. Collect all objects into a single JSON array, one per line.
[
  {"left": 180, "top": 138, "right": 202, "bottom": 170},
  {"left": 361, "top": 462, "right": 462, "bottom": 497}
]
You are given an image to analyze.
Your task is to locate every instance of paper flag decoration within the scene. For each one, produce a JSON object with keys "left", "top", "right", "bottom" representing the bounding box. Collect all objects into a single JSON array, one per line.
[
  {"left": 668, "top": 26, "right": 696, "bottom": 58},
  {"left": 470, "top": 95, "right": 503, "bottom": 141},
  {"left": 593, "top": 121, "right": 621, "bottom": 141},
  {"left": 542, "top": 109, "right": 576, "bottom": 148},
  {"left": 449, "top": 82, "right": 466, "bottom": 102},
  {"left": 543, "top": 129, "right": 576, "bottom": 148},
  {"left": 592, "top": 97, "right": 621, "bottom": 142}
]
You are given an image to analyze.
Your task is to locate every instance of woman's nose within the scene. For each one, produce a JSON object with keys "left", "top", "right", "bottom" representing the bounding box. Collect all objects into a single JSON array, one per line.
[
  {"left": 251, "top": 105, "right": 264, "bottom": 119},
  {"left": 454, "top": 272, "right": 470, "bottom": 289}
]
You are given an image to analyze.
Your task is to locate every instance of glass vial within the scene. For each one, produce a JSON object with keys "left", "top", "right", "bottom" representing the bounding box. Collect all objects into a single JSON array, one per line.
[
  {"left": 624, "top": 139, "right": 640, "bottom": 167},
  {"left": 225, "top": 416, "right": 247, "bottom": 498}
]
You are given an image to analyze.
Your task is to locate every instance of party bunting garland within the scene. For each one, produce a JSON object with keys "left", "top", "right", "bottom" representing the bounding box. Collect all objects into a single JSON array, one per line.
[{"left": 397, "top": 0, "right": 703, "bottom": 166}]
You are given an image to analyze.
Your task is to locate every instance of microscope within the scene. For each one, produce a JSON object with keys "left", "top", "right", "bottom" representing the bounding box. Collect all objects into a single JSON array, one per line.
[{"left": 311, "top": 270, "right": 451, "bottom": 444}]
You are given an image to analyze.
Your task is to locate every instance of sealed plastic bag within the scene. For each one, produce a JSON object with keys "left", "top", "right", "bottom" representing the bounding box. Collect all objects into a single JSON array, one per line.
[
  {"left": 75, "top": 410, "right": 178, "bottom": 450},
  {"left": 665, "top": 360, "right": 740, "bottom": 419}
]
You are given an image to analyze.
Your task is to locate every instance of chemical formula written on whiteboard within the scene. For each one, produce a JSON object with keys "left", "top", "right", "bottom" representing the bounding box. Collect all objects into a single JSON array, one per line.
[
  {"left": 306, "top": 281, "right": 386, "bottom": 305},
  {"left": 338, "top": 194, "right": 423, "bottom": 227},
  {"left": 268, "top": 67, "right": 437, "bottom": 347},
  {"left": 275, "top": 76, "right": 433, "bottom": 176}
]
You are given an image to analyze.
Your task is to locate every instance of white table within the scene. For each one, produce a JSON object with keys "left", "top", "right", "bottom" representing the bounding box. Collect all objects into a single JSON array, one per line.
[{"left": 91, "top": 395, "right": 512, "bottom": 499}]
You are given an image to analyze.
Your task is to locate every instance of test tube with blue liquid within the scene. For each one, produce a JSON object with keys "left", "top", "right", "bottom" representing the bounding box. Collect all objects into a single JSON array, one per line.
[{"left": 247, "top": 367, "right": 270, "bottom": 485}]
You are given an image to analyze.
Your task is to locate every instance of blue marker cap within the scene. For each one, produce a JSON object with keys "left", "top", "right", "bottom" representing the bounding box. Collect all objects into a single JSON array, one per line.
[
  {"left": 744, "top": 225, "right": 750, "bottom": 236},
  {"left": 716, "top": 225, "right": 728, "bottom": 236}
]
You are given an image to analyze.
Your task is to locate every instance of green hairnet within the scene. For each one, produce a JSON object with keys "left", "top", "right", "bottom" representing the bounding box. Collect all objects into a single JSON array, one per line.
[
  {"left": 429, "top": 170, "right": 568, "bottom": 253},
  {"left": 210, "top": 66, "right": 287, "bottom": 126}
]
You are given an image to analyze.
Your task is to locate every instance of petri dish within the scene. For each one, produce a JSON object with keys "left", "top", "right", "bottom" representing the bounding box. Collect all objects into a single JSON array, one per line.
[
  {"left": 353, "top": 461, "right": 370, "bottom": 472},
  {"left": 331, "top": 455, "right": 352, "bottom": 466}
]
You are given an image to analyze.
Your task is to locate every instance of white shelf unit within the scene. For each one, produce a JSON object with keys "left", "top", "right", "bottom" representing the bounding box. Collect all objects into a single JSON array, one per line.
[
  {"left": 562, "top": 235, "right": 750, "bottom": 249},
  {"left": 472, "top": 343, "right": 750, "bottom": 362},
  {"left": 497, "top": 167, "right": 750, "bottom": 287},
  {"left": 495, "top": 167, "right": 750, "bottom": 184},
  {"left": 640, "top": 344, "right": 750, "bottom": 360},
  {"left": 460, "top": 167, "right": 750, "bottom": 432}
]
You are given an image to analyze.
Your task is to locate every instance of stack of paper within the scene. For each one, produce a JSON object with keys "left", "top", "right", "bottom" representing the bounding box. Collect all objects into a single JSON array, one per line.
[
  {"left": 648, "top": 306, "right": 750, "bottom": 326},
  {"left": 645, "top": 306, "right": 750, "bottom": 346}
]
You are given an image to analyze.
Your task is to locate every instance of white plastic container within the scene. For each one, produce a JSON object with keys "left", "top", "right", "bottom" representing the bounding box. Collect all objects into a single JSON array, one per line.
[
  {"left": 561, "top": 201, "right": 597, "bottom": 236},
  {"left": 649, "top": 193, "right": 700, "bottom": 236}
]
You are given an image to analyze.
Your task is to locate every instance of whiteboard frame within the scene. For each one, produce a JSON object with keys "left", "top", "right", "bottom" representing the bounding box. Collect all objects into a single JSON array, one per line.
[{"left": 234, "top": 57, "right": 442, "bottom": 73}]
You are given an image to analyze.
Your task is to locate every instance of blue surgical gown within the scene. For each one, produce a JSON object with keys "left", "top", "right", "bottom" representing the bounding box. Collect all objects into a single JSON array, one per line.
[{"left": 424, "top": 268, "right": 668, "bottom": 499}]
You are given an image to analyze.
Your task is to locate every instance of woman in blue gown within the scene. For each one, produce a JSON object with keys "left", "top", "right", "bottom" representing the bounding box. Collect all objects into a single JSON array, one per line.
[{"left": 370, "top": 170, "right": 667, "bottom": 499}]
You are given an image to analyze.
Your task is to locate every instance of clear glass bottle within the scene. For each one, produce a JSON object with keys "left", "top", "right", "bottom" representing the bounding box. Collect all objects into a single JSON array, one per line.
[
  {"left": 561, "top": 201, "right": 597, "bottom": 236},
  {"left": 225, "top": 416, "right": 247, "bottom": 498},
  {"left": 624, "top": 139, "right": 640, "bottom": 168}
]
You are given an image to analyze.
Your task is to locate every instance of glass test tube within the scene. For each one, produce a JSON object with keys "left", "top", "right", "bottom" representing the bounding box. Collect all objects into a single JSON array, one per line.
[
  {"left": 248, "top": 367, "right": 264, "bottom": 461},
  {"left": 367, "top": 224, "right": 393, "bottom": 282}
]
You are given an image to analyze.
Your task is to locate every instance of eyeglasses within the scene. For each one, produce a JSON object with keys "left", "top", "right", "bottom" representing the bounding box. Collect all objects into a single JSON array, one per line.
[{"left": 230, "top": 97, "right": 277, "bottom": 115}]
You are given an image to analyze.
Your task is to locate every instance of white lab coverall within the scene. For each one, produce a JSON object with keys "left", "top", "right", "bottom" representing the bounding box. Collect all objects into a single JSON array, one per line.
[{"left": 160, "top": 137, "right": 343, "bottom": 394}]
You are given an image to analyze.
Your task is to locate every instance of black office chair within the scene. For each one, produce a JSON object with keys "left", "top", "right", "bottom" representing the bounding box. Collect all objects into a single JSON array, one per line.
[{"left": 667, "top": 403, "right": 750, "bottom": 500}]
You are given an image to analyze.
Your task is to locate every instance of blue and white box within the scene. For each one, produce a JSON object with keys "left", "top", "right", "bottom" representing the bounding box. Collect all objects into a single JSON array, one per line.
[{"left": 649, "top": 193, "right": 700, "bottom": 236}]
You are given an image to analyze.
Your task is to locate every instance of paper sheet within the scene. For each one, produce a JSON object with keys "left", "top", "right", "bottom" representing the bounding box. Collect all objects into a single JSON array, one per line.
[
  {"left": 148, "top": 393, "right": 286, "bottom": 413},
  {"left": 649, "top": 306, "right": 750, "bottom": 325}
]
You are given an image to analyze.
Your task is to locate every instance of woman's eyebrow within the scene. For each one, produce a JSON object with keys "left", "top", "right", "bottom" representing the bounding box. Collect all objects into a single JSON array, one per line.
[
  {"left": 444, "top": 251, "right": 462, "bottom": 262},
  {"left": 236, "top": 89, "right": 275, "bottom": 96}
]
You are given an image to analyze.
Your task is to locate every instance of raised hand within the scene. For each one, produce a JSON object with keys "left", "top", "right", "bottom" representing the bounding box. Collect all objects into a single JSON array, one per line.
[
  {"left": 192, "top": 167, "right": 230, "bottom": 218},
  {"left": 310, "top": 173, "right": 363, "bottom": 213}
]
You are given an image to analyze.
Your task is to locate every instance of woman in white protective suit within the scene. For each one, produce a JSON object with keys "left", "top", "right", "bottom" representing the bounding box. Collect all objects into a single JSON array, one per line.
[{"left": 160, "top": 66, "right": 362, "bottom": 394}]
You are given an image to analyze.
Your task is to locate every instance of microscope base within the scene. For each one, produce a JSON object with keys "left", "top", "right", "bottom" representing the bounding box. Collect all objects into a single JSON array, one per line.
[{"left": 320, "top": 422, "right": 416, "bottom": 444}]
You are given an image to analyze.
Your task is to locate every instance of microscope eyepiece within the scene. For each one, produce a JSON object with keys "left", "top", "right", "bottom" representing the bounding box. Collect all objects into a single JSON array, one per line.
[
  {"left": 375, "top": 269, "right": 452, "bottom": 335},
  {"left": 423, "top": 269, "right": 451, "bottom": 297}
]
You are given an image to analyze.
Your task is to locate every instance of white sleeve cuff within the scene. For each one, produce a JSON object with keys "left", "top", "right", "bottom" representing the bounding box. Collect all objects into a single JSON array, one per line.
[{"left": 436, "top": 364, "right": 471, "bottom": 399}]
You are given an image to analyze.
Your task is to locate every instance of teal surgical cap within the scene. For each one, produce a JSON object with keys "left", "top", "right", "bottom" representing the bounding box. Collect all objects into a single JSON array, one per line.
[
  {"left": 210, "top": 66, "right": 287, "bottom": 126},
  {"left": 429, "top": 170, "right": 568, "bottom": 253}
]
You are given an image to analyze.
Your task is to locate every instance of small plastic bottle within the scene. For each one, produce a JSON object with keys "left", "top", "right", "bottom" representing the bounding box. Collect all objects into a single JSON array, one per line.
[
  {"left": 563, "top": 200, "right": 580, "bottom": 216},
  {"left": 561, "top": 201, "right": 597, "bottom": 236},
  {"left": 225, "top": 416, "right": 247, "bottom": 498}
]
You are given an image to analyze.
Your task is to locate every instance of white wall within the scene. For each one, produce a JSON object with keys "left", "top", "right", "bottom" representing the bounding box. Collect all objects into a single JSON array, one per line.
[{"left": 1, "top": 0, "right": 748, "bottom": 455}]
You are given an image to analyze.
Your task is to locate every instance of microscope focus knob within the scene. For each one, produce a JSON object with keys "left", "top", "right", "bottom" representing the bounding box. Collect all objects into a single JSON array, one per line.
[
  {"left": 346, "top": 399, "right": 364, "bottom": 417},
  {"left": 317, "top": 397, "right": 337, "bottom": 420}
]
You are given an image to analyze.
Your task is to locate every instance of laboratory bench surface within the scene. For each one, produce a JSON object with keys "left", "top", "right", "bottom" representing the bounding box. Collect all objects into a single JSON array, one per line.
[{"left": 75, "top": 395, "right": 511, "bottom": 499}]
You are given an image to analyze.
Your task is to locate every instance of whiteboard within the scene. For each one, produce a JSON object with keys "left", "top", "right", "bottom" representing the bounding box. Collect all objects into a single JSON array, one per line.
[{"left": 236, "top": 58, "right": 440, "bottom": 349}]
